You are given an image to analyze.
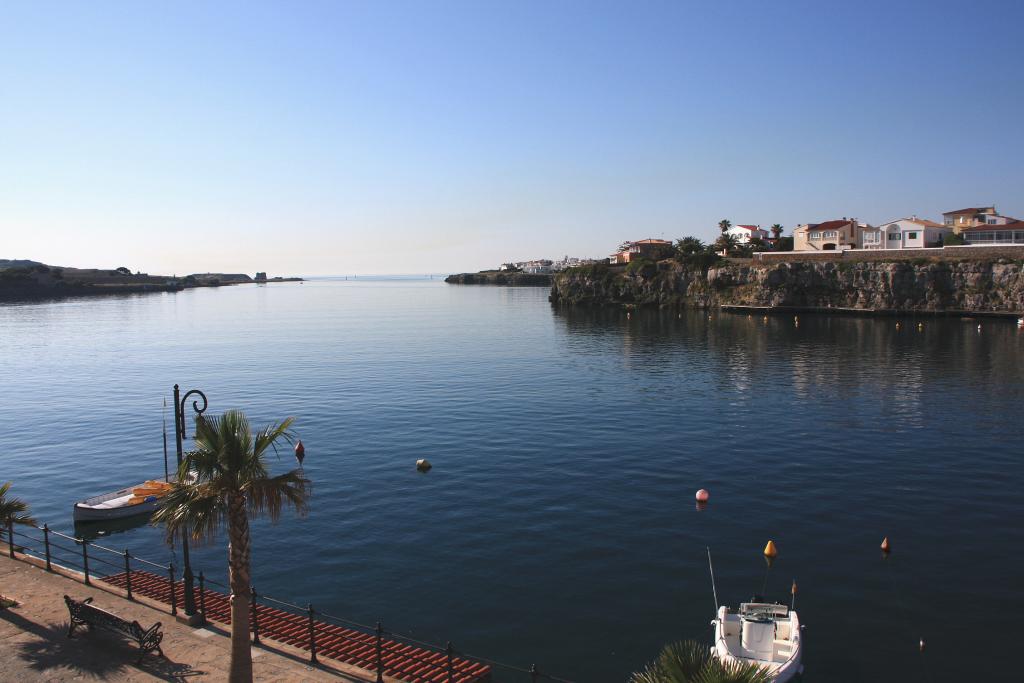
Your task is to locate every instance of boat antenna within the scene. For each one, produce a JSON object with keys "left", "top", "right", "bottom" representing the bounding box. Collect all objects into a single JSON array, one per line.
[
  {"left": 790, "top": 579, "right": 797, "bottom": 611},
  {"left": 706, "top": 546, "right": 720, "bottom": 616},
  {"left": 162, "top": 397, "right": 169, "bottom": 482}
]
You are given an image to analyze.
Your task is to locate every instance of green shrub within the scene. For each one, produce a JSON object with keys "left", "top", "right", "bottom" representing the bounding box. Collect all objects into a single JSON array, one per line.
[{"left": 626, "top": 258, "right": 657, "bottom": 278}]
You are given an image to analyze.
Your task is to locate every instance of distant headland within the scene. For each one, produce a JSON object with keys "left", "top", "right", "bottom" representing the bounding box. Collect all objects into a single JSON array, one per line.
[{"left": 0, "top": 260, "right": 303, "bottom": 301}]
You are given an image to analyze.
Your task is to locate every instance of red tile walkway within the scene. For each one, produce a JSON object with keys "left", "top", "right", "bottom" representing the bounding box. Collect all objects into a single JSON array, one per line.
[{"left": 100, "top": 570, "right": 491, "bottom": 683}]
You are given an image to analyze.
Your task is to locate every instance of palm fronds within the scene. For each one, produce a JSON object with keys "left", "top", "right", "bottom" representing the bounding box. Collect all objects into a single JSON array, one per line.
[
  {"left": 0, "top": 482, "right": 37, "bottom": 527},
  {"left": 629, "top": 640, "right": 772, "bottom": 683}
]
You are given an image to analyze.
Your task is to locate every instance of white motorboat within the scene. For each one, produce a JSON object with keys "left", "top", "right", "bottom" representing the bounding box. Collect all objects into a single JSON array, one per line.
[
  {"left": 73, "top": 479, "right": 176, "bottom": 522},
  {"left": 712, "top": 601, "right": 803, "bottom": 682}
]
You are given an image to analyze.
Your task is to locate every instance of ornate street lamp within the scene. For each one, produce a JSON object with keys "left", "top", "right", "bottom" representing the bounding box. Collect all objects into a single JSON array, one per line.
[{"left": 173, "top": 384, "right": 208, "bottom": 617}]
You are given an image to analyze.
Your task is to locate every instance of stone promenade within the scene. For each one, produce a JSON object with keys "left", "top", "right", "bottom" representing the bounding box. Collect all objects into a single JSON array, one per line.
[{"left": 0, "top": 553, "right": 387, "bottom": 682}]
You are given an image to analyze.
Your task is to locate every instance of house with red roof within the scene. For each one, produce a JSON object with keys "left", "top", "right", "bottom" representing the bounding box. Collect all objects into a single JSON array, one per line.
[
  {"left": 609, "top": 238, "right": 674, "bottom": 264},
  {"left": 941, "top": 207, "right": 999, "bottom": 234},
  {"left": 863, "top": 216, "right": 950, "bottom": 250},
  {"left": 792, "top": 218, "right": 868, "bottom": 251},
  {"left": 725, "top": 224, "right": 770, "bottom": 244}
]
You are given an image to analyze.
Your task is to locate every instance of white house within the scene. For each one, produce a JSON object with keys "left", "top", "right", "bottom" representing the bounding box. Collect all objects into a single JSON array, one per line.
[
  {"left": 726, "top": 224, "right": 770, "bottom": 244},
  {"left": 872, "top": 217, "right": 950, "bottom": 250}
]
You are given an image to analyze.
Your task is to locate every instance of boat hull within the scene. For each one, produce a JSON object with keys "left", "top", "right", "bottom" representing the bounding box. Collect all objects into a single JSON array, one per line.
[
  {"left": 713, "top": 605, "right": 802, "bottom": 682},
  {"left": 72, "top": 499, "right": 161, "bottom": 522}
]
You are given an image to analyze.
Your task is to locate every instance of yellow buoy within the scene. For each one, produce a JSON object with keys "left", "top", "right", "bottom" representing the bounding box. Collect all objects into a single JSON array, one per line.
[{"left": 763, "top": 540, "right": 778, "bottom": 558}]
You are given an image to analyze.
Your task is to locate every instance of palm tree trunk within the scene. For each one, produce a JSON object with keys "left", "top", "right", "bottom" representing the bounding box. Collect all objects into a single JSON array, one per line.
[{"left": 227, "top": 491, "right": 253, "bottom": 683}]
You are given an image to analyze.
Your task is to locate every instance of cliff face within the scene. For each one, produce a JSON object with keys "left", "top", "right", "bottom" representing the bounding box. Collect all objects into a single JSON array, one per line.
[{"left": 550, "top": 260, "right": 1024, "bottom": 313}]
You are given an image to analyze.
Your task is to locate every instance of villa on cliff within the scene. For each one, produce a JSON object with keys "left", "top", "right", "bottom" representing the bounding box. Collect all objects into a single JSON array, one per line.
[
  {"left": 862, "top": 217, "right": 950, "bottom": 250},
  {"left": 725, "top": 224, "right": 770, "bottom": 244},
  {"left": 792, "top": 219, "right": 866, "bottom": 251},
  {"left": 609, "top": 238, "right": 673, "bottom": 264}
]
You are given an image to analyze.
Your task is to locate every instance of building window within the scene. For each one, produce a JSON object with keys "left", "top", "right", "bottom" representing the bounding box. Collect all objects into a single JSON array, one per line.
[
  {"left": 988, "top": 219, "right": 997, "bottom": 224},
  {"left": 945, "top": 218, "right": 953, "bottom": 225},
  {"left": 823, "top": 230, "right": 838, "bottom": 238},
  {"left": 809, "top": 232, "right": 821, "bottom": 239},
  {"left": 889, "top": 233, "right": 900, "bottom": 240},
  {"left": 907, "top": 232, "right": 918, "bottom": 239}
]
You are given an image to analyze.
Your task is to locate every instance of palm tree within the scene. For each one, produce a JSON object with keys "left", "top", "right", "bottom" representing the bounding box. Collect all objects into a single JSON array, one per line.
[
  {"left": 630, "top": 640, "right": 771, "bottom": 683},
  {"left": 770, "top": 224, "right": 784, "bottom": 240},
  {"left": 718, "top": 219, "right": 732, "bottom": 234},
  {"left": 0, "top": 482, "right": 37, "bottom": 543},
  {"left": 714, "top": 233, "right": 740, "bottom": 256},
  {"left": 152, "top": 411, "right": 310, "bottom": 683},
  {"left": 675, "top": 236, "right": 705, "bottom": 256}
]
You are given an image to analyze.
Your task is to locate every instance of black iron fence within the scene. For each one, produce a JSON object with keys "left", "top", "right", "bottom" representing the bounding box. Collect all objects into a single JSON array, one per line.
[{"left": 3, "top": 520, "right": 573, "bottom": 682}]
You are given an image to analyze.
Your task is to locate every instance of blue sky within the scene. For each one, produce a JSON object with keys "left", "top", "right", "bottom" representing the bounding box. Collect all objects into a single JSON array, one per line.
[{"left": 2, "top": 1, "right": 1022, "bottom": 275}]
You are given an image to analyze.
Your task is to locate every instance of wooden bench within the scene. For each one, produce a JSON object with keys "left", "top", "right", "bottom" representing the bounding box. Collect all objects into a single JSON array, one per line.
[{"left": 64, "top": 595, "right": 164, "bottom": 663}]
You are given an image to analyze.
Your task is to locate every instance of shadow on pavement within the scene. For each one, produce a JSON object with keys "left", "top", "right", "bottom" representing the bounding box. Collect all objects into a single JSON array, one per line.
[{"left": 1, "top": 607, "right": 204, "bottom": 681}]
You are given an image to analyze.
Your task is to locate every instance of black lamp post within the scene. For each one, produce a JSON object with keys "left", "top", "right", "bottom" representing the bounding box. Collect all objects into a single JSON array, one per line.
[{"left": 173, "top": 383, "right": 207, "bottom": 617}]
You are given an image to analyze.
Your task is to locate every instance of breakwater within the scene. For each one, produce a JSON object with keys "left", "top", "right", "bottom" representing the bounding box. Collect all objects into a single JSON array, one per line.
[{"left": 549, "top": 258, "right": 1024, "bottom": 314}]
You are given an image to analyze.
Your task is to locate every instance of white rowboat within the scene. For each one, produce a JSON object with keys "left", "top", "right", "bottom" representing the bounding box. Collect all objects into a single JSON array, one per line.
[
  {"left": 713, "top": 602, "right": 803, "bottom": 682},
  {"left": 72, "top": 479, "right": 175, "bottom": 522}
]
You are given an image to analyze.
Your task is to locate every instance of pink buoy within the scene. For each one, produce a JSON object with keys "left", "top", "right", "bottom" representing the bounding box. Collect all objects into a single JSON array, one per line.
[{"left": 695, "top": 488, "right": 710, "bottom": 503}]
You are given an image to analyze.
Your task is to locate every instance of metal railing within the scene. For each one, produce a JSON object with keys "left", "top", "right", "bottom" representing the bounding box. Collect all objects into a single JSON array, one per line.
[{"left": 3, "top": 519, "right": 572, "bottom": 682}]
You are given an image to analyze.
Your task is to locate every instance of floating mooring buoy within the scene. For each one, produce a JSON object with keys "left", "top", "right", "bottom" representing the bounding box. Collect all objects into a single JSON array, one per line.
[
  {"left": 880, "top": 536, "right": 891, "bottom": 554},
  {"left": 763, "top": 540, "right": 778, "bottom": 558},
  {"left": 416, "top": 458, "right": 432, "bottom": 472},
  {"left": 695, "top": 488, "right": 709, "bottom": 503},
  {"left": 294, "top": 440, "right": 305, "bottom": 465}
]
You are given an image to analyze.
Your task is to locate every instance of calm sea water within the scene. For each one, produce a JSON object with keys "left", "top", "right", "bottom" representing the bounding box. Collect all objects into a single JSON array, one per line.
[{"left": 1, "top": 279, "right": 1022, "bottom": 682}]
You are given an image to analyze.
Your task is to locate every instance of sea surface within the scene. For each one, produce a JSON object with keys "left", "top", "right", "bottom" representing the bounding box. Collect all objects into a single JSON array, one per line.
[{"left": 1, "top": 279, "right": 1022, "bottom": 682}]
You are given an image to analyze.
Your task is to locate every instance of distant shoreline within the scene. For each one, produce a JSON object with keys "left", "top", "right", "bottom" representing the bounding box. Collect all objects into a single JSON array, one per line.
[
  {"left": 0, "top": 261, "right": 303, "bottom": 302},
  {"left": 444, "top": 270, "right": 552, "bottom": 286}
]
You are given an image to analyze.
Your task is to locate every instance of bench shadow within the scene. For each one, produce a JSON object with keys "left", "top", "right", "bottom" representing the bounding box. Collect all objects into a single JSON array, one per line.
[{"left": 0, "top": 608, "right": 204, "bottom": 681}]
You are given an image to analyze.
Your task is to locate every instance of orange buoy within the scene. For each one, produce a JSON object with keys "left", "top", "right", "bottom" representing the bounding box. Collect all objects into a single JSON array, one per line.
[
  {"left": 880, "top": 536, "right": 891, "bottom": 553},
  {"left": 695, "top": 489, "right": 709, "bottom": 503},
  {"left": 763, "top": 540, "right": 778, "bottom": 558}
]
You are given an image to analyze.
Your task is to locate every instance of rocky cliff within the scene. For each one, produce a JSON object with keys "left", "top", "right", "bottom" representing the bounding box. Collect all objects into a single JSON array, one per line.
[{"left": 549, "top": 259, "right": 1024, "bottom": 314}]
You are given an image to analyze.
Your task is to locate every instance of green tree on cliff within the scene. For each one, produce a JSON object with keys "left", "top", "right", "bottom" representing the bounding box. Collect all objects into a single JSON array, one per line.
[
  {"left": 675, "top": 236, "right": 705, "bottom": 256},
  {"left": 714, "top": 233, "right": 739, "bottom": 256}
]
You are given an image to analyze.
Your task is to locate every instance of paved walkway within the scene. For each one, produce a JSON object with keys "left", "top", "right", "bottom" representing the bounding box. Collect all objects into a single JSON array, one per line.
[{"left": 0, "top": 553, "right": 387, "bottom": 682}]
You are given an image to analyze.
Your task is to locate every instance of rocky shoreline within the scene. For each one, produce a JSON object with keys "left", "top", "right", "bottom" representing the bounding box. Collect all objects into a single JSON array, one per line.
[
  {"left": 445, "top": 271, "right": 552, "bottom": 286},
  {"left": 549, "top": 259, "right": 1024, "bottom": 316}
]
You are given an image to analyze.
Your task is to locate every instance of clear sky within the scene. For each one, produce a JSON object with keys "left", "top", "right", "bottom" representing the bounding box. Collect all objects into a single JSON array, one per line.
[{"left": 2, "top": 1, "right": 1022, "bottom": 276}]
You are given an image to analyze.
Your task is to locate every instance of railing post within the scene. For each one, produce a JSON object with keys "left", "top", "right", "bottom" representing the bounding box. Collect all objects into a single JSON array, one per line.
[
  {"left": 81, "top": 539, "right": 90, "bottom": 585},
  {"left": 124, "top": 550, "right": 133, "bottom": 600},
  {"left": 198, "top": 572, "right": 207, "bottom": 624},
  {"left": 6, "top": 520, "right": 14, "bottom": 558},
  {"left": 250, "top": 586, "right": 260, "bottom": 645},
  {"left": 530, "top": 664, "right": 540, "bottom": 683},
  {"left": 308, "top": 603, "right": 318, "bottom": 664},
  {"left": 168, "top": 563, "right": 177, "bottom": 616},
  {"left": 375, "top": 621, "right": 384, "bottom": 683},
  {"left": 43, "top": 525, "right": 52, "bottom": 571},
  {"left": 446, "top": 641, "right": 454, "bottom": 682}
]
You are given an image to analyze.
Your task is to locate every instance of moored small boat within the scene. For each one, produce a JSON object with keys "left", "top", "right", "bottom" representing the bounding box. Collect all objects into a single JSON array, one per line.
[
  {"left": 73, "top": 479, "right": 175, "bottom": 522},
  {"left": 712, "top": 601, "right": 803, "bottom": 682}
]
